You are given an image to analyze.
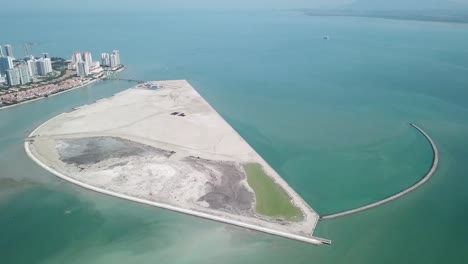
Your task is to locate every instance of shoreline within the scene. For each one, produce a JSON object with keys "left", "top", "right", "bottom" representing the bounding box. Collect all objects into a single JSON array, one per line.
[
  {"left": 183, "top": 81, "right": 320, "bottom": 235},
  {"left": 24, "top": 139, "right": 330, "bottom": 246},
  {"left": 0, "top": 67, "right": 126, "bottom": 111},
  {"left": 23, "top": 80, "right": 331, "bottom": 246},
  {"left": 320, "top": 123, "right": 439, "bottom": 220}
]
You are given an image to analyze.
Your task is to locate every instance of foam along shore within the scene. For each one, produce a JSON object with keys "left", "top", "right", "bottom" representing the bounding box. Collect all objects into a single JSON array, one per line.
[{"left": 25, "top": 80, "right": 329, "bottom": 245}]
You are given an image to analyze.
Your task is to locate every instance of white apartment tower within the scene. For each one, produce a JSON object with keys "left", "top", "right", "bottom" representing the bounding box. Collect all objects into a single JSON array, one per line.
[
  {"left": 101, "top": 53, "right": 110, "bottom": 66},
  {"left": 109, "top": 51, "right": 120, "bottom": 69},
  {"left": 112, "top": 50, "right": 120, "bottom": 65},
  {"left": 82, "top": 51, "right": 93, "bottom": 67},
  {"left": 0, "top": 56, "right": 14, "bottom": 76},
  {"left": 76, "top": 61, "right": 90, "bottom": 77},
  {"left": 44, "top": 58, "right": 52, "bottom": 73},
  {"left": 72, "top": 52, "right": 82, "bottom": 63},
  {"left": 35, "top": 58, "right": 53, "bottom": 76},
  {"left": 4, "top": 44, "right": 14, "bottom": 58},
  {"left": 18, "top": 64, "right": 31, "bottom": 84},
  {"left": 6, "top": 65, "right": 31, "bottom": 86},
  {"left": 6, "top": 68, "right": 20, "bottom": 86},
  {"left": 109, "top": 54, "right": 118, "bottom": 69},
  {"left": 27, "top": 59, "right": 37, "bottom": 77}
]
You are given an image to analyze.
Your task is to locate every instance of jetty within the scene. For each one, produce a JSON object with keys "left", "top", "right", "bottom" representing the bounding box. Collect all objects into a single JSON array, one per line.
[
  {"left": 112, "top": 78, "right": 146, "bottom": 84},
  {"left": 320, "top": 123, "right": 439, "bottom": 220},
  {"left": 102, "top": 74, "right": 145, "bottom": 84}
]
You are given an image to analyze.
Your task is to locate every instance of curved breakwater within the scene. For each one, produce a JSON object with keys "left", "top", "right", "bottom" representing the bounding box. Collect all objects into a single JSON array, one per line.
[{"left": 320, "top": 124, "right": 439, "bottom": 220}]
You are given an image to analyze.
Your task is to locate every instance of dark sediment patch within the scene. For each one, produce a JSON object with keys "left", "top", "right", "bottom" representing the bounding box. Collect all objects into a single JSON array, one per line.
[
  {"left": 187, "top": 158, "right": 254, "bottom": 213},
  {"left": 57, "top": 137, "right": 173, "bottom": 165},
  {"left": 107, "top": 161, "right": 129, "bottom": 169},
  {"left": 55, "top": 137, "right": 255, "bottom": 215}
]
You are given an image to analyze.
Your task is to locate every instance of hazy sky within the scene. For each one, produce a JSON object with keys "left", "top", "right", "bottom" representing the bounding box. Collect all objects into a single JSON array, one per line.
[{"left": 5, "top": 0, "right": 468, "bottom": 11}]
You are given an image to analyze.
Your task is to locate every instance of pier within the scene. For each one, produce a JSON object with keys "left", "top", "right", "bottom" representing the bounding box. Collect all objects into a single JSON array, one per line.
[
  {"left": 102, "top": 76, "right": 146, "bottom": 84},
  {"left": 320, "top": 123, "right": 439, "bottom": 220},
  {"left": 112, "top": 78, "right": 146, "bottom": 84}
]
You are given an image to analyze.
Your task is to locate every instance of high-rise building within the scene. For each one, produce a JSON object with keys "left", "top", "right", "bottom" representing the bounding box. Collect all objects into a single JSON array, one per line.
[
  {"left": 35, "top": 60, "right": 45, "bottom": 76},
  {"left": 0, "top": 56, "right": 14, "bottom": 76},
  {"left": 109, "top": 54, "right": 117, "bottom": 69},
  {"left": 18, "top": 64, "right": 31, "bottom": 84},
  {"left": 44, "top": 58, "right": 52, "bottom": 73},
  {"left": 101, "top": 53, "right": 110, "bottom": 66},
  {"left": 35, "top": 58, "right": 53, "bottom": 76},
  {"left": 108, "top": 50, "right": 121, "bottom": 69},
  {"left": 76, "top": 61, "right": 90, "bottom": 77},
  {"left": 0, "top": 45, "right": 3, "bottom": 57},
  {"left": 6, "top": 65, "right": 31, "bottom": 86},
  {"left": 82, "top": 51, "right": 93, "bottom": 67},
  {"left": 112, "top": 50, "right": 120, "bottom": 66},
  {"left": 6, "top": 68, "right": 20, "bottom": 86},
  {"left": 4, "top": 44, "right": 14, "bottom": 58},
  {"left": 72, "top": 52, "right": 82, "bottom": 63},
  {"left": 27, "top": 59, "right": 37, "bottom": 77},
  {"left": 101, "top": 50, "right": 121, "bottom": 69}
]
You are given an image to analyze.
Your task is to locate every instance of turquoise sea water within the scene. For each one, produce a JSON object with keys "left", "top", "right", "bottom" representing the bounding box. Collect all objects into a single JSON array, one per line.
[{"left": 1, "top": 11, "right": 468, "bottom": 263}]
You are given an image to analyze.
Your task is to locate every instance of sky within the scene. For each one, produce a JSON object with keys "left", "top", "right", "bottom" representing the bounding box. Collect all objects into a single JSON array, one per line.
[{"left": 3, "top": 0, "right": 468, "bottom": 12}]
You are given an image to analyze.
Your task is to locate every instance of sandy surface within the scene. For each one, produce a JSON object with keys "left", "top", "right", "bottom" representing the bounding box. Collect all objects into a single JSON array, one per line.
[{"left": 25, "top": 80, "right": 322, "bottom": 243}]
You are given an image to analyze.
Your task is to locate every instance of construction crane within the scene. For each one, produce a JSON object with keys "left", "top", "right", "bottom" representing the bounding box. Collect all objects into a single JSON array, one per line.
[{"left": 23, "top": 42, "right": 37, "bottom": 57}]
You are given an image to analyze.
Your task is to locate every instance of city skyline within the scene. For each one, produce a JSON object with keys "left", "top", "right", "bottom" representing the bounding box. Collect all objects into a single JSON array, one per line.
[
  {"left": 1, "top": 45, "right": 124, "bottom": 106},
  {"left": 1, "top": 43, "right": 122, "bottom": 86}
]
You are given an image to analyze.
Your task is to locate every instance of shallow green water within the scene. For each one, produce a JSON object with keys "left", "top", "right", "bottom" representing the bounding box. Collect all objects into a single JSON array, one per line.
[{"left": 1, "top": 11, "right": 468, "bottom": 263}]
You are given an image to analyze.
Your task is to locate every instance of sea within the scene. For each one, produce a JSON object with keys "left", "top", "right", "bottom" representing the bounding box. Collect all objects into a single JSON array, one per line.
[{"left": 1, "top": 10, "right": 467, "bottom": 263}]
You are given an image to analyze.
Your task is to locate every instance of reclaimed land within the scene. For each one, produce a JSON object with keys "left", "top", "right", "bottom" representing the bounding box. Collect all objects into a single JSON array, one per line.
[{"left": 24, "top": 80, "right": 329, "bottom": 245}]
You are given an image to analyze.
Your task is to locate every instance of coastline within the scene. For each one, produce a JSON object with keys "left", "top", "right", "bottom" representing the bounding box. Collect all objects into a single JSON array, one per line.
[
  {"left": 23, "top": 80, "right": 331, "bottom": 246},
  {"left": 320, "top": 123, "right": 439, "bottom": 220},
  {"left": 186, "top": 80, "right": 321, "bottom": 235},
  {"left": 24, "top": 127, "right": 330, "bottom": 246},
  {"left": 0, "top": 67, "right": 126, "bottom": 111}
]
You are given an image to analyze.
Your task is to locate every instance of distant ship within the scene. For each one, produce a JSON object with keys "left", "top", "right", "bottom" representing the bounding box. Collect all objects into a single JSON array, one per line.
[{"left": 323, "top": 36, "right": 330, "bottom": 40}]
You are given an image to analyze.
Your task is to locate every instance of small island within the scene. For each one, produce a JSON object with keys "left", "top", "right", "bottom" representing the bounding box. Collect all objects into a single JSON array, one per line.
[{"left": 24, "top": 80, "right": 329, "bottom": 245}]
